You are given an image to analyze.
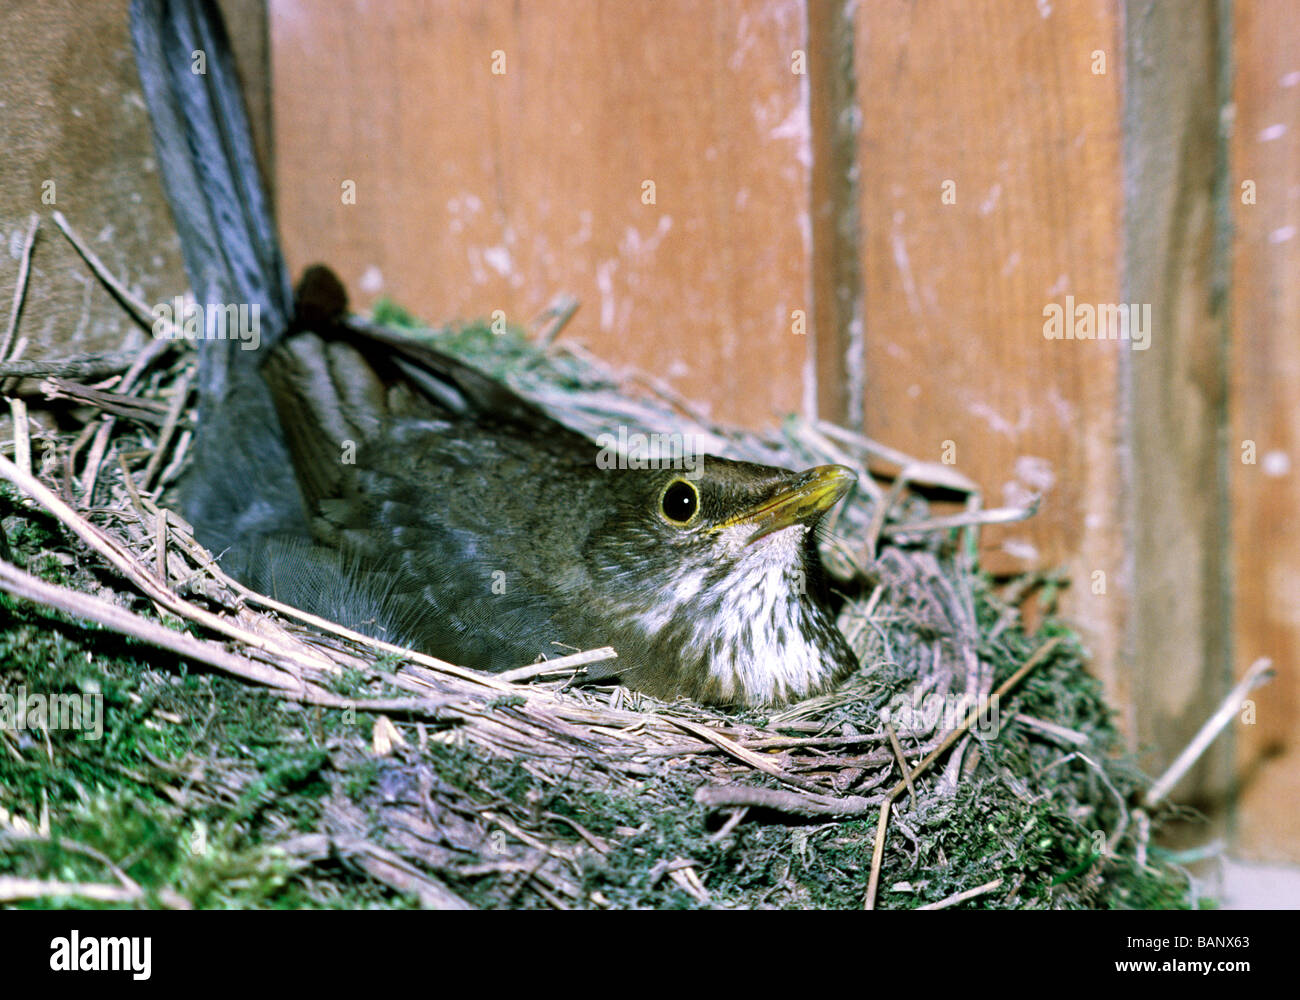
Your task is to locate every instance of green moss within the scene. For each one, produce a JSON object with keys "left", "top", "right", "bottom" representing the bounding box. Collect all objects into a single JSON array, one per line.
[{"left": 0, "top": 313, "right": 1195, "bottom": 910}]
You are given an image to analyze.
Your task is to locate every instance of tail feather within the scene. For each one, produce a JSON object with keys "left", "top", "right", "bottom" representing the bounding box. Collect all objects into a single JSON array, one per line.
[
  {"left": 130, "top": 0, "right": 292, "bottom": 332},
  {"left": 130, "top": 0, "right": 306, "bottom": 551}
]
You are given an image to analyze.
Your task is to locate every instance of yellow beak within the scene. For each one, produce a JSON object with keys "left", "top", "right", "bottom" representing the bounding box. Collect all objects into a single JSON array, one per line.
[{"left": 718, "top": 464, "right": 856, "bottom": 543}]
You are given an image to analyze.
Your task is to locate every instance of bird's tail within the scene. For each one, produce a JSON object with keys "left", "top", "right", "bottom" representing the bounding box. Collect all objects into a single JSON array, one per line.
[{"left": 130, "top": 0, "right": 306, "bottom": 551}]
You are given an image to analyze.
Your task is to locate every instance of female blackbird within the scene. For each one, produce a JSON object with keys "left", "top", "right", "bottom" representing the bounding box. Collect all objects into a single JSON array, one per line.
[{"left": 131, "top": 0, "right": 860, "bottom": 705}]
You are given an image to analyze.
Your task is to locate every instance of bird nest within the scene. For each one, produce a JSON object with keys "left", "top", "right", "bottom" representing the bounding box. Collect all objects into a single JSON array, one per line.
[{"left": 0, "top": 213, "right": 1196, "bottom": 909}]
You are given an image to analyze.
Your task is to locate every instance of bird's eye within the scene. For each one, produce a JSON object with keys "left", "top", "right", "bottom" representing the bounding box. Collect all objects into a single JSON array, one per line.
[{"left": 659, "top": 479, "right": 700, "bottom": 525}]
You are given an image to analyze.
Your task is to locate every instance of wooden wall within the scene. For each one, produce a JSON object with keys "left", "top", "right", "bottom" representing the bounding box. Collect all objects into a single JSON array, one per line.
[
  {"left": 0, "top": 0, "right": 185, "bottom": 364},
  {"left": 851, "top": 0, "right": 1131, "bottom": 715},
  {"left": 3, "top": 0, "right": 1291, "bottom": 864},
  {"left": 257, "top": 1, "right": 1291, "bottom": 858},
  {"left": 1125, "top": 0, "right": 1234, "bottom": 837},
  {"left": 270, "top": 0, "right": 815, "bottom": 430},
  {"left": 1230, "top": 0, "right": 1300, "bottom": 862},
  {"left": 0, "top": 0, "right": 275, "bottom": 387}
]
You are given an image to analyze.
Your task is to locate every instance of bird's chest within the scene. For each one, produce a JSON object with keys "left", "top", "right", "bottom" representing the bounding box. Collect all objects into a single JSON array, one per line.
[
  {"left": 695, "top": 562, "right": 831, "bottom": 703},
  {"left": 628, "top": 551, "right": 834, "bottom": 704}
]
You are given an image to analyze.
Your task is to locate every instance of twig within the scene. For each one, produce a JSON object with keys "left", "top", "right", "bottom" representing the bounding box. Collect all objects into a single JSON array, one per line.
[
  {"left": 0, "top": 213, "right": 39, "bottom": 363},
  {"left": 199, "top": 556, "right": 518, "bottom": 695},
  {"left": 0, "top": 351, "right": 142, "bottom": 379},
  {"left": 497, "top": 645, "right": 617, "bottom": 682},
  {"left": 883, "top": 501, "right": 1038, "bottom": 538},
  {"left": 79, "top": 417, "right": 115, "bottom": 499},
  {"left": 0, "top": 336, "right": 28, "bottom": 398},
  {"left": 0, "top": 453, "right": 320, "bottom": 675},
  {"left": 862, "top": 475, "right": 908, "bottom": 564},
  {"left": 1045, "top": 750, "right": 1131, "bottom": 856},
  {"left": 1013, "top": 713, "right": 1089, "bottom": 747},
  {"left": 0, "top": 556, "right": 301, "bottom": 693},
  {"left": 864, "top": 635, "right": 1062, "bottom": 909},
  {"left": 883, "top": 716, "right": 918, "bottom": 806},
  {"left": 118, "top": 336, "right": 178, "bottom": 394},
  {"left": 154, "top": 506, "right": 168, "bottom": 581},
  {"left": 670, "top": 717, "right": 836, "bottom": 796},
  {"left": 814, "top": 419, "right": 923, "bottom": 472},
  {"left": 695, "top": 783, "right": 881, "bottom": 818},
  {"left": 141, "top": 369, "right": 193, "bottom": 490},
  {"left": 51, "top": 211, "right": 173, "bottom": 336},
  {"left": 530, "top": 293, "right": 580, "bottom": 346},
  {"left": 116, "top": 452, "right": 146, "bottom": 513},
  {"left": 132, "top": 500, "right": 506, "bottom": 693},
  {"left": 0, "top": 876, "right": 189, "bottom": 908},
  {"left": 1134, "top": 810, "right": 1151, "bottom": 869},
  {"left": 708, "top": 807, "right": 749, "bottom": 842},
  {"left": 668, "top": 864, "right": 710, "bottom": 904},
  {"left": 47, "top": 213, "right": 183, "bottom": 479},
  {"left": 0, "top": 832, "right": 140, "bottom": 894},
  {"left": 0, "top": 555, "right": 456, "bottom": 720},
  {"left": 40, "top": 378, "right": 169, "bottom": 424},
  {"left": 915, "top": 877, "right": 1004, "bottom": 910},
  {"left": 64, "top": 420, "right": 98, "bottom": 497},
  {"left": 7, "top": 398, "right": 30, "bottom": 480},
  {"left": 788, "top": 422, "right": 884, "bottom": 503},
  {"left": 157, "top": 427, "right": 192, "bottom": 486},
  {"left": 1142, "top": 657, "right": 1274, "bottom": 809}
]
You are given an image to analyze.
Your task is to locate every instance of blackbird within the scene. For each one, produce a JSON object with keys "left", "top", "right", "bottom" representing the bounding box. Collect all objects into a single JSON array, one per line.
[{"left": 130, "top": 0, "right": 860, "bottom": 705}]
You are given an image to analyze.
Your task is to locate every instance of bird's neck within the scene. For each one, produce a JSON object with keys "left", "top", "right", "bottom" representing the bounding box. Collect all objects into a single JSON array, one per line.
[{"left": 611, "top": 528, "right": 853, "bottom": 705}]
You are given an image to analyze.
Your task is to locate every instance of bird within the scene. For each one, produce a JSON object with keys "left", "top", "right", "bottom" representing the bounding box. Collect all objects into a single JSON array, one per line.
[{"left": 129, "top": 0, "right": 860, "bottom": 706}]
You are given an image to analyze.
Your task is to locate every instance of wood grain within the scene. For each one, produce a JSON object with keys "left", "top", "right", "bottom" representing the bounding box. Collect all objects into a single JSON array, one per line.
[
  {"left": 1125, "top": 0, "right": 1233, "bottom": 821},
  {"left": 0, "top": 0, "right": 186, "bottom": 363},
  {"left": 807, "top": 0, "right": 861, "bottom": 428},
  {"left": 1230, "top": 0, "right": 1300, "bottom": 861},
  {"left": 269, "top": 0, "right": 814, "bottom": 429},
  {"left": 852, "top": 0, "right": 1129, "bottom": 704}
]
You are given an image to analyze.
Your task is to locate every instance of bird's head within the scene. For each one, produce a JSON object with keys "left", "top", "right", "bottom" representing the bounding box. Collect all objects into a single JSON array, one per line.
[{"left": 579, "top": 460, "right": 860, "bottom": 705}]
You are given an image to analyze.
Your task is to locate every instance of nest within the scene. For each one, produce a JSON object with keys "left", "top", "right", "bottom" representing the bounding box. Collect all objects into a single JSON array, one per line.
[{"left": 0, "top": 212, "right": 1206, "bottom": 909}]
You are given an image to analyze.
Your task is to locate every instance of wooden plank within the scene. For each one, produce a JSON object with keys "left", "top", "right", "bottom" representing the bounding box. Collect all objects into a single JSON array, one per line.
[
  {"left": 269, "top": 0, "right": 814, "bottom": 429},
  {"left": 1125, "top": 0, "right": 1233, "bottom": 819},
  {"left": 853, "top": 1, "right": 1129, "bottom": 708},
  {"left": 0, "top": 0, "right": 270, "bottom": 374},
  {"left": 808, "top": 0, "right": 862, "bottom": 428},
  {"left": 1230, "top": 0, "right": 1300, "bottom": 861},
  {"left": 0, "top": 0, "right": 187, "bottom": 362}
]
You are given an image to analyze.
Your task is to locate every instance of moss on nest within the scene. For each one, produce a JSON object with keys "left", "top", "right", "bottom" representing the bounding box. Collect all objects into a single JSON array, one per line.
[{"left": 0, "top": 295, "right": 1195, "bottom": 909}]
